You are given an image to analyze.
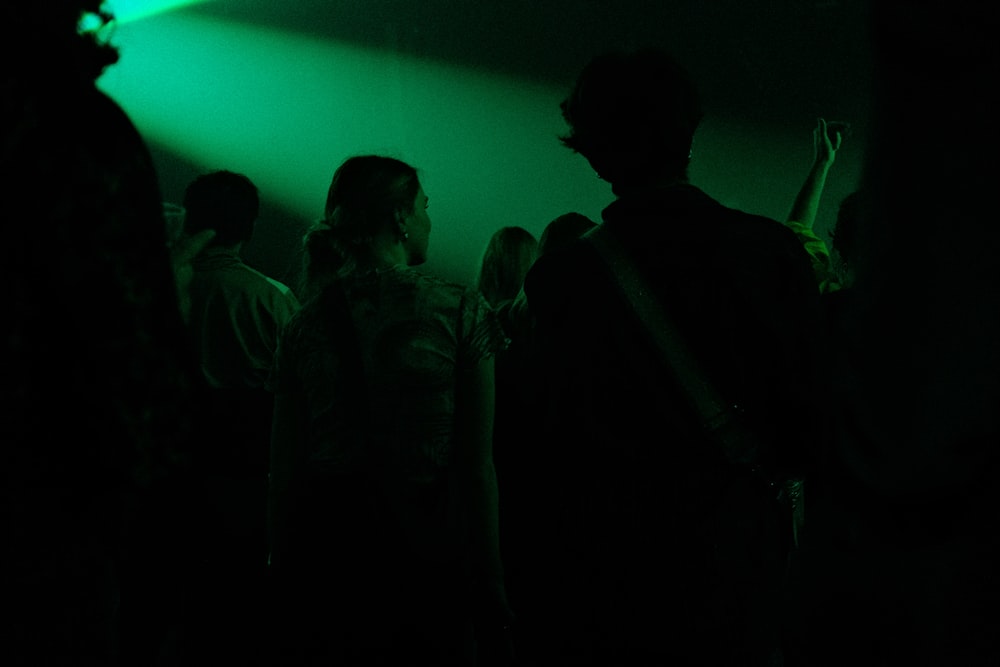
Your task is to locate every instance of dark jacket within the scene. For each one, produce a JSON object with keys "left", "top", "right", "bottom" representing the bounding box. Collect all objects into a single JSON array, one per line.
[{"left": 516, "top": 183, "right": 831, "bottom": 665}]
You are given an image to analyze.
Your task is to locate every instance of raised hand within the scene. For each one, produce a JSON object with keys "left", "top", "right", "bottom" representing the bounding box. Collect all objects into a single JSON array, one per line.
[{"left": 813, "top": 117, "right": 848, "bottom": 166}]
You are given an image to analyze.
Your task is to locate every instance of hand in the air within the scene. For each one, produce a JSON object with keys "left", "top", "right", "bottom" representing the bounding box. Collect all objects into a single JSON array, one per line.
[{"left": 813, "top": 117, "right": 848, "bottom": 165}]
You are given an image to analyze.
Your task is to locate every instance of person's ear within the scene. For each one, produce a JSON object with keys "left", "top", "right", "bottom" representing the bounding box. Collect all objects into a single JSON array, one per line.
[{"left": 395, "top": 210, "right": 409, "bottom": 241}]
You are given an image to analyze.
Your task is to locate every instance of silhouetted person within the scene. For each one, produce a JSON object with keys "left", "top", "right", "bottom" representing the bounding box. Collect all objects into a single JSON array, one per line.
[
  {"left": 519, "top": 47, "right": 830, "bottom": 665},
  {"left": 787, "top": 4, "right": 1000, "bottom": 664},
  {"left": 3, "top": 4, "right": 216, "bottom": 664},
  {"left": 538, "top": 211, "right": 599, "bottom": 257},
  {"left": 179, "top": 169, "right": 301, "bottom": 660},
  {"left": 184, "top": 169, "right": 301, "bottom": 395},
  {"left": 828, "top": 189, "right": 860, "bottom": 291},
  {"left": 491, "top": 211, "right": 598, "bottom": 640},
  {"left": 267, "top": 155, "right": 513, "bottom": 665},
  {"left": 474, "top": 225, "right": 538, "bottom": 536}
]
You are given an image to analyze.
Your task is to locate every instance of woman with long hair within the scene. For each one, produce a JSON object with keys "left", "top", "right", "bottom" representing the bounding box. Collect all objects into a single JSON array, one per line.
[{"left": 268, "top": 155, "right": 512, "bottom": 665}]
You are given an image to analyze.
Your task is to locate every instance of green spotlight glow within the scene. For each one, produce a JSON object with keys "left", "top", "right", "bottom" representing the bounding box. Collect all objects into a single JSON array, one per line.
[
  {"left": 98, "top": 12, "right": 598, "bottom": 284},
  {"left": 107, "top": 0, "right": 210, "bottom": 25},
  {"left": 98, "top": 10, "right": 865, "bottom": 286},
  {"left": 80, "top": 1, "right": 208, "bottom": 37}
]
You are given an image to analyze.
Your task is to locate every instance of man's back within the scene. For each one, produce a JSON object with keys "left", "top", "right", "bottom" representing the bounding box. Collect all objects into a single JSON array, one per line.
[
  {"left": 188, "top": 246, "right": 300, "bottom": 391},
  {"left": 520, "top": 183, "right": 828, "bottom": 664}
]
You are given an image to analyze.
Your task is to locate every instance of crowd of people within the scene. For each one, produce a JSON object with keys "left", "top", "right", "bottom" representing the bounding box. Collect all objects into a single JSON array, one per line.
[{"left": 5, "top": 2, "right": 999, "bottom": 666}]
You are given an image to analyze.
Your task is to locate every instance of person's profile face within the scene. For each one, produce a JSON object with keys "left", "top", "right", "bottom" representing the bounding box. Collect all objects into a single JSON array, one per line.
[{"left": 404, "top": 185, "right": 431, "bottom": 266}]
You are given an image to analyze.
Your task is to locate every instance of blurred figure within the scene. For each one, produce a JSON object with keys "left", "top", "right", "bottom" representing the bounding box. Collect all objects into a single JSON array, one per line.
[
  {"left": 179, "top": 169, "right": 301, "bottom": 660},
  {"left": 828, "top": 189, "right": 861, "bottom": 291},
  {"left": 492, "top": 211, "right": 598, "bottom": 637},
  {"left": 184, "top": 169, "right": 301, "bottom": 394},
  {"left": 538, "top": 211, "right": 598, "bottom": 257},
  {"left": 786, "top": 3, "right": 1000, "bottom": 666},
  {"left": 267, "top": 155, "right": 512, "bottom": 665},
  {"left": 520, "top": 47, "right": 830, "bottom": 666},
  {"left": 182, "top": 170, "right": 300, "bottom": 477},
  {"left": 502, "top": 211, "right": 598, "bottom": 344},
  {"left": 475, "top": 225, "right": 538, "bottom": 310},
  {"left": 3, "top": 3, "right": 215, "bottom": 664},
  {"left": 474, "top": 227, "right": 537, "bottom": 587}
]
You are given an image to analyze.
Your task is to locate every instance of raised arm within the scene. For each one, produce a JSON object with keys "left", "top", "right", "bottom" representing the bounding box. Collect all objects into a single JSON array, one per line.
[
  {"left": 786, "top": 118, "right": 849, "bottom": 291},
  {"left": 787, "top": 118, "right": 846, "bottom": 228}
]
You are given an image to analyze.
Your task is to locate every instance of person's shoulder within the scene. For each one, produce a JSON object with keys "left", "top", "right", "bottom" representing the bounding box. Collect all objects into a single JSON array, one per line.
[
  {"left": 227, "top": 256, "right": 284, "bottom": 285},
  {"left": 719, "top": 205, "right": 802, "bottom": 249},
  {"left": 205, "top": 257, "right": 299, "bottom": 301},
  {"left": 264, "top": 275, "right": 299, "bottom": 299},
  {"left": 389, "top": 266, "right": 476, "bottom": 306},
  {"left": 397, "top": 266, "right": 463, "bottom": 291},
  {"left": 245, "top": 266, "right": 296, "bottom": 297},
  {"left": 678, "top": 185, "right": 784, "bottom": 230},
  {"left": 530, "top": 235, "right": 593, "bottom": 275},
  {"left": 75, "top": 85, "right": 146, "bottom": 148},
  {"left": 260, "top": 275, "right": 301, "bottom": 310}
]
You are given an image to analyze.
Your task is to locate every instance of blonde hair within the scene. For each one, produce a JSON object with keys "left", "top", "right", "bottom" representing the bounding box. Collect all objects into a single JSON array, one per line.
[{"left": 476, "top": 226, "right": 538, "bottom": 307}]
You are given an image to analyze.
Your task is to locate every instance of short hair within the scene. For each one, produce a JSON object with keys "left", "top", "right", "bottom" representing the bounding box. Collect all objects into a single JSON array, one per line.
[
  {"left": 301, "top": 155, "right": 420, "bottom": 297},
  {"left": 182, "top": 170, "right": 259, "bottom": 246},
  {"left": 538, "top": 212, "right": 597, "bottom": 256},
  {"left": 476, "top": 226, "right": 538, "bottom": 307},
  {"left": 559, "top": 48, "right": 703, "bottom": 188}
]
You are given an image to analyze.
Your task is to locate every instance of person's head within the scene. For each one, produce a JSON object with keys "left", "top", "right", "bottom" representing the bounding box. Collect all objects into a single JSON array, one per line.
[
  {"left": 302, "top": 155, "right": 428, "bottom": 295},
  {"left": 476, "top": 226, "right": 539, "bottom": 307},
  {"left": 182, "top": 170, "right": 259, "bottom": 247},
  {"left": 12, "top": 2, "right": 120, "bottom": 83},
  {"left": 559, "top": 47, "right": 703, "bottom": 195},
  {"left": 538, "top": 212, "right": 598, "bottom": 257},
  {"left": 831, "top": 190, "right": 862, "bottom": 287}
]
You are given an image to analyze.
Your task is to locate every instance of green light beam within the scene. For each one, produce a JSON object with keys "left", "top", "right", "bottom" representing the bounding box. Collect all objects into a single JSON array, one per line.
[{"left": 97, "top": 12, "right": 596, "bottom": 283}]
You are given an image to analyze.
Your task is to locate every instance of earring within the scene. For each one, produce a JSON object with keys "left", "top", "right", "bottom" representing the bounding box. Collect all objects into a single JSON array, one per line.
[{"left": 403, "top": 231, "right": 409, "bottom": 240}]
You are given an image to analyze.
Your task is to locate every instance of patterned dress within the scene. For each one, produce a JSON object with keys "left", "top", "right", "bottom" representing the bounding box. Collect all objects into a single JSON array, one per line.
[{"left": 269, "top": 264, "right": 507, "bottom": 664}]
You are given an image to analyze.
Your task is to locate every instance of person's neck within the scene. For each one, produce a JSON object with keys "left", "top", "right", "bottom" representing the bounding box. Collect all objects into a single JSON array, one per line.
[{"left": 370, "top": 236, "right": 408, "bottom": 270}]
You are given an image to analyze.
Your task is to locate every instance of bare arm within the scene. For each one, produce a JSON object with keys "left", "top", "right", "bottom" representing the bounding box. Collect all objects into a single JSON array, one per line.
[{"left": 786, "top": 118, "right": 845, "bottom": 229}]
